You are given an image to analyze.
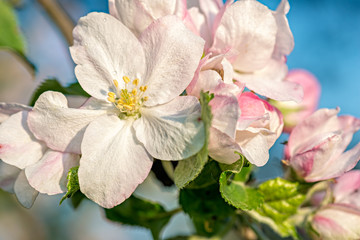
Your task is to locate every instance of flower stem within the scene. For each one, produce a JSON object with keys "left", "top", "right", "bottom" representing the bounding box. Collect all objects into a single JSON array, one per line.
[{"left": 37, "top": 0, "right": 74, "bottom": 45}]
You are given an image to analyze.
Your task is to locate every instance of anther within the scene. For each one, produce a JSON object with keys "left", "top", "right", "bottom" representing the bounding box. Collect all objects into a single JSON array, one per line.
[
  {"left": 131, "top": 88, "right": 138, "bottom": 95},
  {"left": 113, "top": 80, "right": 119, "bottom": 87},
  {"left": 107, "top": 96, "right": 115, "bottom": 103},
  {"left": 143, "top": 96, "right": 149, "bottom": 101},
  {"left": 133, "top": 79, "right": 139, "bottom": 86},
  {"left": 140, "top": 85, "right": 148, "bottom": 92},
  {"left": 123, "top": 76, "right": 130, "bottom": 84},
  {"left": 108, "top": 92, "right": 116, "bottom": 98}
]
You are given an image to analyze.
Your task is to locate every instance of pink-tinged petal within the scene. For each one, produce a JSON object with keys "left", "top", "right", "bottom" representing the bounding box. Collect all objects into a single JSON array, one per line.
[
  {"left": 0, "top": 111, "right": 46, "bottom": 169},
  {"left": 108, "top": 0, "right": 119, "bottom": 18},
  {"left": 308, "top": 141, "right": 360, "bottom": 182},
  {"left": 238, "top": 92, "right": 266, "bottom": 120},
  {"left": 186, "top": 53, "right": 211, "bottom": 96},
  {"left": 25, "top": 151, "right": 80, "bottom": 195},
  {"left": 212, "top": 0, "right": 277, "bottom": 72},
  {"left": 112, "top": 0, "right": 177, "bottom": 37},
  {"left": 201, "top": 54, "right": 235, "bottom": 84},
  {"left": 272, "top": 0, "right": 294, "bottom": 60},
  {"left": 234, "top": 60, "right": 303, "bottom": 102},
  {"left": 70, "top": 12, "right": 146, "bottom": 100},
  {"left": 78, "top": 115, "right": 153, "bottom": 208},
  {"left": 210, "top": 94, "right": 239, "bottom": 139},
  {"left": 140, "top": 16, "right": 205, "bottom": 106},
  {"left": 312, "top": 204, "right": 360, "bottom": 240},
  {"left": 188, "top": 70, "right": 222, "bottom": 98},
  {"left": 199, "top": 0, "right": 222, "bottom": 28},
  {"left": 134, "top": 96, "right": 204, "bottom": 160},
  {"left": 288, "top": 108, "right": 340, "bottom": 156},
  {"left": 0, "top": 102, "right": 31, "bottom": 123},
  {"left": 235, "top": 129, "right": 273, "bottom": 166},
  {"left": 208, "top": 127, "right": 241, "bottom": 164},
  {"left": 28, "top": 91, "right": 113, "bottom": 154},
  {"left": 333, "top": 170, "right": 360, "bottom": 202},
  {"left": 187, "top": 7, "right": 212, "bottom": 49},
  {"left": 0, "top": 160, "right": 21, "bottom": 193},
  {"left": 14, "top": 171, "right": 39, "bottom": 208}
]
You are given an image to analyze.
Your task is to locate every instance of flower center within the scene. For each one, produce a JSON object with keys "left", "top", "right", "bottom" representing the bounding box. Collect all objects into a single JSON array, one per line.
[{"left": 107, "top": 76, "right": 148, "bottom": 119}]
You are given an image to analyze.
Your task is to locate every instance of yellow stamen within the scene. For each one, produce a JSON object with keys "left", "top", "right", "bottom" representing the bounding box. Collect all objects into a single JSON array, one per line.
[
  {"left": 133, "top": 79, "right": 139, "bottom": 86},
  {"left": 123, "top": 104, "right": 133, "bottom": 111},
  {"left": 123, "top": 76, "right": 130, "bottom": 84},
  {"left": 143, "top": 96, "right": 149, "bottom": 101},
  {"left": 108, "top": 92, "right": 116, "bottom": 98},
  {"left": 113, "top": 80, "right": 119, "bottom": 87},
  {"left": 131, "top": 88, "right": 138, "bottom": 95},
  {"left": 107, "top": 96, "right": 115, "bottom": 103},
  {"left": 140, "top": 85, "right": 148, "bottom": 92}
]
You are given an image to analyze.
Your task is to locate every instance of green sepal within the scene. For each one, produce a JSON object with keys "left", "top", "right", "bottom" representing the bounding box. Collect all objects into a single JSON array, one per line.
[
  {"left": 59, "top": 166, "right": 80, "bottom": 205},
  {"left": 29, "top": 78, "right": 90, "bottom": 106},
  {"left": 174, "top": 91, "right": 213, "bottom": 189},
  {"left": 0, "top": 0, "right": 26, "bottom": 55},
  {"left": 219, "top": 156, "right": 263, "bottom": 211},
  {"left": 105, "top": 196, "right": 178, "bottom": 240}
]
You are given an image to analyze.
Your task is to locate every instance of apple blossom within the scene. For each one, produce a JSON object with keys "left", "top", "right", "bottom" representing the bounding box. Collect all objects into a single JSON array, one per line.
[
  {"left": 28, "top": 13, "right": 205, "bottom": 208},
  {"left": 0, "top": 105, "right": 80, "bottom": 207},
  {"left": 285, "top": 108, "right": 360, "bottom": 182},
  {"left": 311, "top": 171, "right": 360, "bottom": 239},
  {"left": 208, "top": 91, "right": 283, "bottom": 166},
  {"left": 187, "top": 0, "right": 303, "bottom": 102},
  {"left": 271, "top": 69, "right": 321, "bottom": 133}
]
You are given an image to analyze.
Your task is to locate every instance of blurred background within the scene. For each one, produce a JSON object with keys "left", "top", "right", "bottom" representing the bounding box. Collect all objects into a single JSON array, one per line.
[{"left": 0, "top": 0, "right": 359, "bottom": 239}]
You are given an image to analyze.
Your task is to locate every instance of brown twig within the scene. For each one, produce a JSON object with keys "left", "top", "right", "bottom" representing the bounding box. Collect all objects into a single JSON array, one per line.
[{"left": 37, "top": 0, "right": 74, "bottom": 46}]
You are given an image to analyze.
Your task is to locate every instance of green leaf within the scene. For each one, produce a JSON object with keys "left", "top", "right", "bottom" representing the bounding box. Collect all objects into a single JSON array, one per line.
[
  {"left": 60, "top": 166, "right": 80, "bottom": 205},
  {"left": 253, "top": 178, "right": 306, "bottom": 238},
  {"left": 0, "top": 0, "right": 25, "bottom": 54},
  {"left": 29, "top": 78, "right": 90, "bottom": 106},
  {"left": 174, "top": 91, "right": 213, "bottom": 188},
  {"left": 219, "top": 156, "right": 263, "bottom": 211},
  {"left": 185, "top": 160, "right": 222, "bottom": 189},
  {"left": 105, "top": 196, "right": 178, "bottom": 240},
  {"left": 179, "top": 183, "right": 235, "bottom": 237}
]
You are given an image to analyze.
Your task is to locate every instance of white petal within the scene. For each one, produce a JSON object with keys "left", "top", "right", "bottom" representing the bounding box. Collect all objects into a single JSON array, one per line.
[
  {"left": 0, "top": 160, "right": 21, "bottom": 193},
  {"left": 25, "top": 150, "right": 80, "bottom": 195},
  {"left": 210, "top": 94, "right": 240, "bottom": 139},
  {"left": 0, "top": 111, "right": 46, "bottom": 169},
  {"left": 189, "top": 70, "right": 222, "bottom": 98},
  {"left": 288, "top": 108, "right": 340, "bottom": 156},
  {"left": 208, "top": 127, "right": 242, "bottom": 164},
  {"left": 212, "top": 0, "right": 277, "bottom": 72},
  {"left": 140, "top": 15, "right": 205, "bottom": 106},
  {"left": 112, "top": 0, "right": 177, "bottom": 36},
  {"left": 134, "top": 96, "right": 204, "bottom": 160},
  {"left": 272, "top": 0, "right": 294, "bottom": 60},
  {"left": 79, "top": 115, "right": 153, "bottom": 208},
  {"left": 234, "top": 60, "right": 303, "bottom": 102},
  {"left": 28, "top": 91, "right": 112, "bottom": 154},
  {"left": 235, "top": 129, "right": 272, "bottom": 166},
  {"left": 70, "top": 12, "right": 146, "bottom": 100},
  {"left": 14, "top": 171, "right": 39, "bottom": 208}
]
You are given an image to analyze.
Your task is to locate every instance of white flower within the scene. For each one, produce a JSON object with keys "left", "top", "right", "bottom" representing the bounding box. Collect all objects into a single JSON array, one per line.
[{"left": 28, "top": 13, "right": 205, "bottom": 208}]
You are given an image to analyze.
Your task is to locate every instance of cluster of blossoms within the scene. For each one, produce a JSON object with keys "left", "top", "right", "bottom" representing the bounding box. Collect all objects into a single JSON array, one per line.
[{"left": 1, "top": 0, "right": 360, "bottom": 239}]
